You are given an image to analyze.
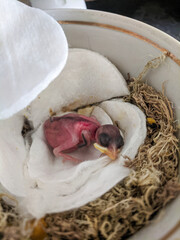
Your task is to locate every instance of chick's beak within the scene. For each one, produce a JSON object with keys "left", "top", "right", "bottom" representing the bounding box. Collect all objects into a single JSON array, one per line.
[{"left": 94, "top": 143, "right": 119, "bottom": 160}]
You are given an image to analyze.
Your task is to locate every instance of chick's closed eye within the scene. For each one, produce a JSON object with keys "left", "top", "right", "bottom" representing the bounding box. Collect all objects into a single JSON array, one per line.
[{"left": 99, "top": 133, "right": 111, "bottom": 147}]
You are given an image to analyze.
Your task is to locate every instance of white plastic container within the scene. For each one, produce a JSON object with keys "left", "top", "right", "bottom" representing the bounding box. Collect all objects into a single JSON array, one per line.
[{"left": 30, "top": 0, "right": 86, "bottom": 9}]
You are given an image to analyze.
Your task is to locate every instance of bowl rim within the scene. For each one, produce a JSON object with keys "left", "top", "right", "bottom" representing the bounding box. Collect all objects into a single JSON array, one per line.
[{"left": 46, "top": 8, "right": 180, "bottom": 67}]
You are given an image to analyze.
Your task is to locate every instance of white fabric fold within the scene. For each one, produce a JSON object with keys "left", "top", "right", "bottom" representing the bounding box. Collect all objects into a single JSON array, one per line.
[
  {"left": 24, "top": 101, "right": 146, "bottom": 217},
  {"left": 26, "top": 48, "right": 129, "bottom": 128}
]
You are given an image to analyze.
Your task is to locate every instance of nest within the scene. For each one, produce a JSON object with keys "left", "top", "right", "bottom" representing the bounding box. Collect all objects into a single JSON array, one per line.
[{"left": 1, "top": 56, "right": 180, "bottom": 240}]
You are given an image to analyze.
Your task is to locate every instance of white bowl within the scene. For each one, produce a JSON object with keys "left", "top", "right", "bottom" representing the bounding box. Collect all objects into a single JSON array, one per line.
[{"left": 46, "top": 9, "right": 180, "bottom": 240}]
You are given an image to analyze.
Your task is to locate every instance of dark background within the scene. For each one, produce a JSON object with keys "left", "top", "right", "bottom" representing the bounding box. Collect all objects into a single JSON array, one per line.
[{"left": 86, "top": 0, "right": 180, "bottom": 41}]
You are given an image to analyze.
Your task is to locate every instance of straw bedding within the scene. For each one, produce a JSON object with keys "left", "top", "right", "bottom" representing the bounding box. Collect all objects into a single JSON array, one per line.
[{"left": 0, "top": 56, "right": 180, "bottom": 240}]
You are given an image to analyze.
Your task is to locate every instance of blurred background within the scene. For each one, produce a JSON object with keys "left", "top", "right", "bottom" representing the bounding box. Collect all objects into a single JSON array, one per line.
[{"left": 86, "top": 0, "right": 180, "bottom": 41}]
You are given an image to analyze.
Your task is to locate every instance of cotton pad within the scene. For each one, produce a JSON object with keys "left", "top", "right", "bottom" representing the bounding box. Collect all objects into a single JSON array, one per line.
[{"left": 0, "top": 0, "right": 68, "bottom": 119}]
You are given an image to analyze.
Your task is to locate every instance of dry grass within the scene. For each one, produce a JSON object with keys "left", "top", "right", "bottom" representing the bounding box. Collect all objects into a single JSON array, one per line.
[{"left": 1, "top": 55, "right": 180, "bottom": 240}]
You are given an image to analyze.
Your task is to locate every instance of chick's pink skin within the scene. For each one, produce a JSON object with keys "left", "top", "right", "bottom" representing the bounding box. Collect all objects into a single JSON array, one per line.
[{"left": 44, "top": 113, "right": 101, "bottom": 161}]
